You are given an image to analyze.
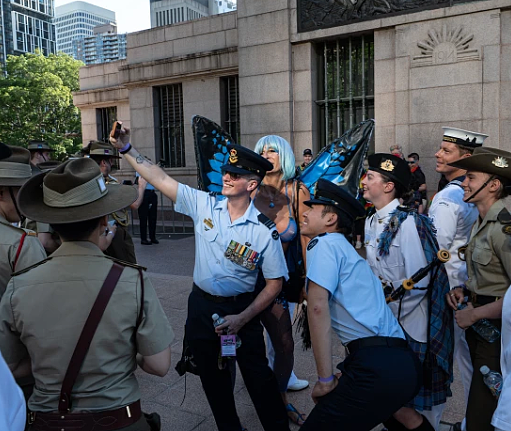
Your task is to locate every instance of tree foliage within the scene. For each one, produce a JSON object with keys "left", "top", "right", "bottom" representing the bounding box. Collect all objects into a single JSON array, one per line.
[{"left": 0, "top": 51, "right": 84, "bottom": 158}]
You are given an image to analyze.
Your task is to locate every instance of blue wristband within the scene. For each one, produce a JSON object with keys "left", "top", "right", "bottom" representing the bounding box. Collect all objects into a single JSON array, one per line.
[
  {"left": 318, "top": 375, "right": 334, "bottom": 383},
  {"left": 119, "top": 142, "right": 132, "bottom": 154}
]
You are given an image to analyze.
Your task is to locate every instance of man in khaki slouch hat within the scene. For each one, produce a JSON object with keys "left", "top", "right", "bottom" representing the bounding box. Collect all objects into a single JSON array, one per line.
[
  {"left": 0, "top": 157, "right": 174, "bottom": 431},
  {"left": 0, "top": 142, "right": 46, "bottom": 403}
]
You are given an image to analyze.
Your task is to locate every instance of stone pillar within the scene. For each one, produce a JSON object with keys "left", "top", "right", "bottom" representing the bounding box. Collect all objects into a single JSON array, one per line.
[{"left": 237, "top": 0, "right": 293, "bottom": 149}]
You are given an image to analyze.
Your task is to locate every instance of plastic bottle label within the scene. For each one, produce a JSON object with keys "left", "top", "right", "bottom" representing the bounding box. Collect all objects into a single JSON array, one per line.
[
  {"left": 490, "top": 381, "right": 502, "bottom": 398},
  {"left": 221, "top": 335, "right": 237, "bottom": 357}
]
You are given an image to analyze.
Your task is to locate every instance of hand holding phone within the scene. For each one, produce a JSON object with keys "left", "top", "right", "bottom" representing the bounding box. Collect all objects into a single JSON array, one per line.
[{"left": 110, "top": 121, "right": 123, "bottom": 140}]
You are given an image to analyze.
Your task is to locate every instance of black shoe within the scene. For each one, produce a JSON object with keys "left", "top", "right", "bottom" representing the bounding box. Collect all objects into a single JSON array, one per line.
[
  {"left": 150, "top": 238, "right": 159, "bottom": 244},
  {"left": 141, "top": 240, "right": 152, "bottom": 245}
]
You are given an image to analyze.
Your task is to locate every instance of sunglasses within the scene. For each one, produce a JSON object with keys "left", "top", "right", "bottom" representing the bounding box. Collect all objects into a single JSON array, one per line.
[
  {"left": 222, "top": 170, "right": 243, "bottom": 180},
  {"left": 407, "top": 161, "right": 416, "bottom": 164}
]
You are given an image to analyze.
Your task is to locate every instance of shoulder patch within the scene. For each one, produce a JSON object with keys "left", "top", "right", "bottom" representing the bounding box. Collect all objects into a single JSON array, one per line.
[
  {"left": 498, "top": 208, "right": 511, "bottom": 225},
  {"left": 12, "top": 257, "right": 52, "bottom": 276},
  {"left": 307, "top": 238, "right": 319, "bottom": 251},
  {"left": 272, "top": 230, "right": 279, "bottom": 240},
  {"left": 104, "top": 255, "right": 147, "bottom": 271},
  {"left": 257, "top": 213, "right": 276, "bottom": 230}
]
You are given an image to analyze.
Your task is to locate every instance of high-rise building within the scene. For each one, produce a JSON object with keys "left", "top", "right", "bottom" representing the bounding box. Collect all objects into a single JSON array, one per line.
[
  {"left": 150, "top": 0, "right": 235, "bottom": 28},
  {"left": 74, "top": 22, "right": 126, "bottom": 65},
  {"left": 0, "top": 0, "right": 56, "bottom": 67},
  {"left": 55, "top": 1, "right": 114, "bottom": 58}
]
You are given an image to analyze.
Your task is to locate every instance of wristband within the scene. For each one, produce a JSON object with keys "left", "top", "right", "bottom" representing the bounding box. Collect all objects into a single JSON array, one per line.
[
  {"left": 119, "top": 143, "right": 132, "bottom": 154},
  {"left": 318, "top": 375, "right": 334, "bottom": 383}
]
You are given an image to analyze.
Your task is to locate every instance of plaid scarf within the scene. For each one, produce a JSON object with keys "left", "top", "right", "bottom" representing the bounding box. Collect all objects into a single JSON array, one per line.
[{"left": 378, "top": 207, "right": 454, "bottom": 385}]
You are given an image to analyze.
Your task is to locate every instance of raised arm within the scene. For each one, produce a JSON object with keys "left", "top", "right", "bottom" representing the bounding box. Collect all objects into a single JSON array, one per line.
[{"left": 110, "top": 127, "right": 180, "bottom": 202}]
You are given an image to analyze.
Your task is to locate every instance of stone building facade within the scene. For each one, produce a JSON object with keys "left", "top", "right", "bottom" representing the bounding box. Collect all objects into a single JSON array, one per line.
[{"left": 73, "top": 0, "right": 511, "bottom": 186}]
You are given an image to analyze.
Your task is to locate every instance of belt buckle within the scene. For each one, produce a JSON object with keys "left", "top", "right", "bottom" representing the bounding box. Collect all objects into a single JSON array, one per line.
[
  {"left": 126, "top": 405, "right": 132, "bottom": 418},
  {"left": 28, "top": 411, "right": 36, "bottom": 425}
]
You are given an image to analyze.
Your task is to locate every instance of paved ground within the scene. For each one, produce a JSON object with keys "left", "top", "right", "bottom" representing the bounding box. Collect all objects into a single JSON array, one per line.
[{"left": 132, "top": 234, "right": 465, "bottom": 431}]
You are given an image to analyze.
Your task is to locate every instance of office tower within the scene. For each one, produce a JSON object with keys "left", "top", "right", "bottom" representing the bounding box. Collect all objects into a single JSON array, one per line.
[
  {"left": 150, "top": 0, "right": 235, "bottom": 28},
  {"left": 55, "top": 1, "right": 114, "bottom": 58}
]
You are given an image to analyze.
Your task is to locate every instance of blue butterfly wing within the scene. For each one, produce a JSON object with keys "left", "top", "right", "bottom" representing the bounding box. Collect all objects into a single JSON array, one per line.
[
  {"left": 192, "top": 115, "right": 234, "bottom": 197},
  {"left": 299, "top": 119, "right": 374, "bottom": 197}
]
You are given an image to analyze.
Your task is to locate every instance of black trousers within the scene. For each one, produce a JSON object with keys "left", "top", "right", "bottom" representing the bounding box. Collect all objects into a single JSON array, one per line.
[
  {"left": 138, "top": 190, "right": 157, "bottom": 241},
  {"left": 185, "top": 288, "right": 290, "bottom": 431},
  {"left": 301, "top": 340, "right": 422, "bottom": 431},
  {"left": 465, "top": 319, "right": 502, "bottom": 431}
]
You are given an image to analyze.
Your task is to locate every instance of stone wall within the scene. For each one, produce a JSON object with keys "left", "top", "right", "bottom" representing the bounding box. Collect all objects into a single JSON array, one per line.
[{"left": 73, "top": 0, "right": 511, "bottom": 190}]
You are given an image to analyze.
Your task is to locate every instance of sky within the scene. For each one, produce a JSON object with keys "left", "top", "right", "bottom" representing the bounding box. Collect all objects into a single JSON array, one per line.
[{"left": 54, "top": 0, "right": 152, "bottom": 34}]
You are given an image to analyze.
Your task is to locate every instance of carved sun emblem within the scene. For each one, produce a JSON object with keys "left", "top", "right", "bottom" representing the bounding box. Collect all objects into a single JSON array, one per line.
[{"left": 412, "top": 25, "right": 479, "bottom": 67}]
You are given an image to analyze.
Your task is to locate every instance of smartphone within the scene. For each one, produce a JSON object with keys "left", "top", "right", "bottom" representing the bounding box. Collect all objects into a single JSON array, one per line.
[{"left": 110, "top": 121, "right": 122, "bottom": 140}]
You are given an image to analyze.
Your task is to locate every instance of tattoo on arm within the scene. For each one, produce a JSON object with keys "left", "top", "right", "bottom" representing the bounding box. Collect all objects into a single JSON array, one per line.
[{"left": 135, "top": 154, "right": 154, "bottom": 165}]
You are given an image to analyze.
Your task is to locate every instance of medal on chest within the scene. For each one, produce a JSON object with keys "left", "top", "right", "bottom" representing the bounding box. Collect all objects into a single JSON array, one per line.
[{"left": 224, "top": 240, "right": 260, "bottom": 270}]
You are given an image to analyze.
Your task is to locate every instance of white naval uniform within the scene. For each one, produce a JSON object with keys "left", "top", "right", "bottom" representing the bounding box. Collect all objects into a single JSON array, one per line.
[
  {"left": 429, "top": 178, "right": 477, "bottom": 430},
  {"left": 492, "top": 286, "right": 511, "bottom": 431},
  {"left": 365, "top": 199, "right": 444, "bottom": 430},
  {"left": 364, "top": 199, "right": 429, "bottom": 342}
]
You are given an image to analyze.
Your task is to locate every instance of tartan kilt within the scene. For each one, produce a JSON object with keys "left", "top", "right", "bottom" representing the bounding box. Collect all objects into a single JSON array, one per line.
[{"left": 405, "top": 337, "right": 452, "bottom": 411}]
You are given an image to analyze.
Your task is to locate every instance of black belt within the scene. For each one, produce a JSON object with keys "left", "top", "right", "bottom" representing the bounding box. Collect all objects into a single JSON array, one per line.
[
  {"left": 144, "top": 189, "right": 156, "bottom": 193},
  {"left": 192, "top": 284, "right": 253, "bottom": 303},
  {"left": 346, "top": 336, "right": 408, "bottom": 355},
  {"left": 470, "top": 292, "right": 501, "bottom": 306},
  {"left": 29, "top": 400, "right": 141, "bottom": 431}
]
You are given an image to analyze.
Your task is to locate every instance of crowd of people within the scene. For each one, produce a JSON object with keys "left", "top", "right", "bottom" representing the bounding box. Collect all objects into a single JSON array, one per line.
[{"left": 0, "top": 124, "right": 510, "bottom": 431}]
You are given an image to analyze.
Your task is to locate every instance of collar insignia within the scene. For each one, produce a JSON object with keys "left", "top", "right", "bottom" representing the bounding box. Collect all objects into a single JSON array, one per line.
[
  {"left": 380, "top": 159, "right": 395, "bottom": 172},
  {"left": 229, "top": 149, "right": 238, "bottom": 164},
  {"left": 492, "top": 156, "right": 508, "bottom": 169}
]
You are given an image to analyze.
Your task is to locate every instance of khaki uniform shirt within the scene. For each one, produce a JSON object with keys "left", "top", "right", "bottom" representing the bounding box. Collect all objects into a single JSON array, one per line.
[
  {"left": 0, "top": 241, "right": 174, "bottom": 412},
  {"left": 466, "top": 200, "right": 511, "bottom": 297},
  {"left": 0, "top": 215, "right": 46, "bottom": 298}
]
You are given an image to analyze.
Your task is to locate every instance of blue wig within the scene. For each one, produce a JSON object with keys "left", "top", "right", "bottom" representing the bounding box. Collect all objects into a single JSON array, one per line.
[{"left": 254, "top": 135, "right": 296, "bottom": 181}]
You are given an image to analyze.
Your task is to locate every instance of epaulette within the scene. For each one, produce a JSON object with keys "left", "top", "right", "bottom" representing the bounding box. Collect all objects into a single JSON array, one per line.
[
  {"left": 498, "top": 208, "right": 511, "bottom": 235},
  {"left": 104, "top": 255, "right": 147, "bottom": 271},
  {"left": 1, "top": 221, "right": 36, "bottom": 236},
  {"left": 257, "top": 213, "right": 276, "bottom": 230},
  {"left": 498, "top": 208, "right": 511, "bottom": 224},
  {"left": 12, "top": 257, "right": 52, "bottom": 276},
  {"left": 22, "top": 229, "right": 38, "bottom": 237}
]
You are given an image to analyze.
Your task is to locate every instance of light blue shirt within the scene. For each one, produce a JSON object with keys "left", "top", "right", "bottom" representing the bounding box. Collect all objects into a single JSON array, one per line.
[
  {"left": 175, "top": 184, "right": 288, "bottom": 296},
  {"left": 135, "top": 172, "right": 155, "bottom": 190},
  {"left": 306, "top": 232, "right": 404, "bottom": 345},
  {"left": 0, "top": 351, "right": 25, "bottom": 431}
]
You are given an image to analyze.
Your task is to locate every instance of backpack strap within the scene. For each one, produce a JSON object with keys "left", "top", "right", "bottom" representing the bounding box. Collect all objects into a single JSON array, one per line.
[{"left": 58, "top": 262, "right": 125, "bottom": 413}]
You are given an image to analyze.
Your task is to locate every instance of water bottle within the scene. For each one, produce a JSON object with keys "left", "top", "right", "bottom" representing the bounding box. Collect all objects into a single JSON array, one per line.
[
  {"left": 457, "top": 303, "right": 501, "bottom": 343},
  {"left": 480, "top": 365, "right": 503, "bottom": 399},
  {"left": 212, "top": 314, "right": 242, "bottom": 349}
]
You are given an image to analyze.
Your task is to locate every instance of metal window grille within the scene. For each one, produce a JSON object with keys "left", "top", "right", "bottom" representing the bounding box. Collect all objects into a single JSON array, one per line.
[
  {"left": 221, "top": 75, "right": 241, "bottom": 145},
  {"left": 96, "top": 106, "right": 119, "bottom": 169},
  {"left": 155, "top": 84, "right": 185, "bottom": 168},
  {"left": 316, "top": 35, "right": 374, "bottom": 149},
  {"left": 96, "top": 106, "right": 117, "bottom": 142}
]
